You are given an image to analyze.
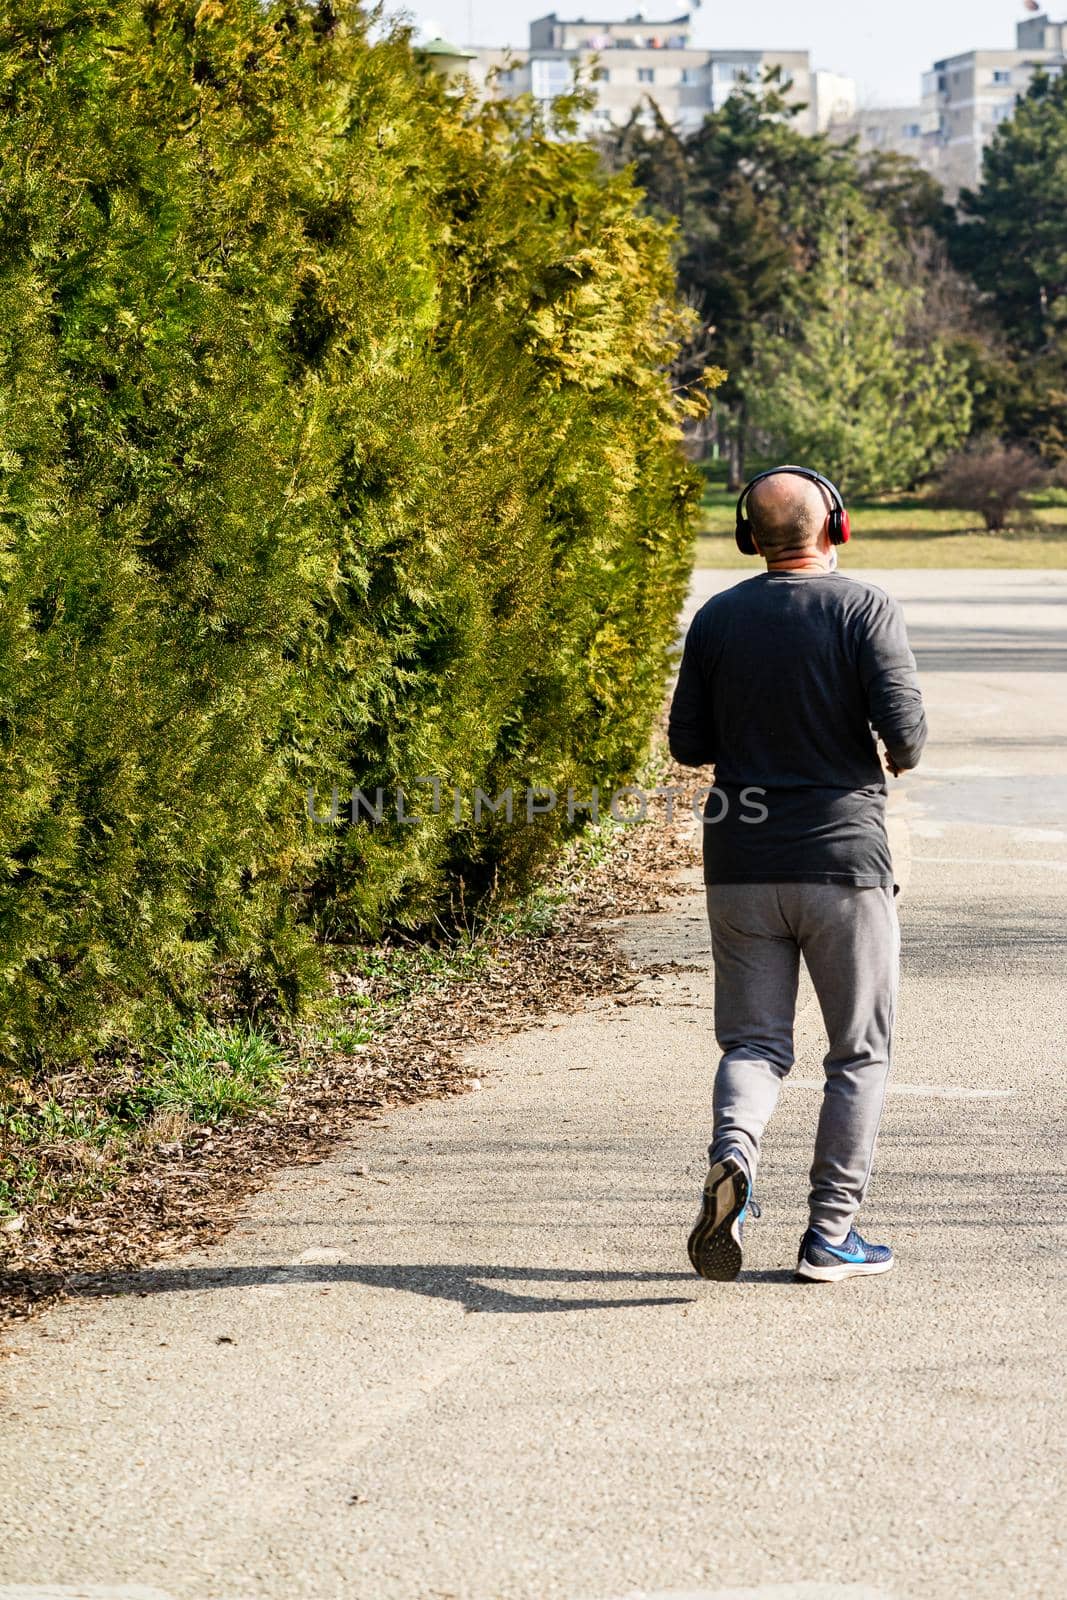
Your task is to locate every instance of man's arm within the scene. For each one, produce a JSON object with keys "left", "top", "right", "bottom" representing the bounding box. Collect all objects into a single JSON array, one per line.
[
  {"left": 668, "top": 617, "right": 716, "bottom": 768},
  {"left": 856, "top": 595, "right": 927, "bottom": 774}
]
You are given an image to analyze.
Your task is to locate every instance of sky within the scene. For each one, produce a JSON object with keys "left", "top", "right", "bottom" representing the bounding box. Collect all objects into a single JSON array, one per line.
[{"left": 399, "top": 0, "right": 1049, "bottom": 106}]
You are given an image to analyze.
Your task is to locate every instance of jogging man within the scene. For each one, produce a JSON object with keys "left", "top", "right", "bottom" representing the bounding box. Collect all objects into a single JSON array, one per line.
[{"left": 668, "top": 466, "right": 927, "bottom": 1284}]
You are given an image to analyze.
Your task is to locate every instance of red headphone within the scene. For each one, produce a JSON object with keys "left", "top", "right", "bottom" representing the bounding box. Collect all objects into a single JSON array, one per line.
[{"left": 735, "top": 465, "right": 851, "bottom": 556}]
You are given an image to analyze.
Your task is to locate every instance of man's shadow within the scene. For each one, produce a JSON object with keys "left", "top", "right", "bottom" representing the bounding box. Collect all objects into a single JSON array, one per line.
[
  {"left": 48, "top": 1259, "right": 794, "bottom": 1313},
  {"left": 61, "top": 1261, "right": 700, "bottom": 1314}
]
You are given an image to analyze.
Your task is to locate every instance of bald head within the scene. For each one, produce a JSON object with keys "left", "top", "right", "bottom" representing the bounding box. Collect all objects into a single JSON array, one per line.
[{"left": 748, "top": 472, "right": 830, "bottom": 561}]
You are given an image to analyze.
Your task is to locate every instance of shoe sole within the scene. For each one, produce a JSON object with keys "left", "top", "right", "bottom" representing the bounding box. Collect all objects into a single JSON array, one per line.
[
  {"left": 687, "top": 1159, "right": 748, "bottom": 1282},
  {"left": 794, "top": 1257, "right": 895, "bottom": 1283}
]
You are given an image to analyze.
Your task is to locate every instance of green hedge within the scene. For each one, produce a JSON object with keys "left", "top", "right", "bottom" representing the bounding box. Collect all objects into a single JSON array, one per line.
[{"left": 0, "top": 1, "right": 700, "bottom": 1072}]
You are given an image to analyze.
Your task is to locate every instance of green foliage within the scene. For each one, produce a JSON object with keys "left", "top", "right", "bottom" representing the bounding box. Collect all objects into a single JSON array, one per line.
[
  {"left": 617, "top": 75, "right": 854, "bottom": 481},
  {"left": 135, "top": 1024, "right": 285, "bottom": 1124},
  {"left": 614, "top": 73, "right": 974, "bottom": 490},
  {"left": 858, "top": 150, "right": 955, "bottom": 242},
  {"left": 324, "top": 1021, "right": 375, "bottom": 1054},
  {"left": 0, "top": 1, "right": 699, "bottom": 1074},
  {"left": 748, "top": 203, "right": 972, "bottom": 495},
  {"left": 953, "top": 71, "right": 1067, "bottom": 462}
]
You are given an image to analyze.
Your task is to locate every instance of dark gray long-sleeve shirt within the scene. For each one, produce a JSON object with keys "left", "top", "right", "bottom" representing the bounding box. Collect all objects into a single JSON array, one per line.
[{"left": 668, "top": 572, "right": 927, "bottom": 886}]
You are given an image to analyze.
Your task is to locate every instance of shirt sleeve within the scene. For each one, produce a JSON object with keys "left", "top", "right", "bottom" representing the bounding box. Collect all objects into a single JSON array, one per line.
[
  {"left": 856, "top": 595, "right": 927, "bottom": 771},
  {"left": 668, "top": 614, "right": 717, "bottom": 768}
]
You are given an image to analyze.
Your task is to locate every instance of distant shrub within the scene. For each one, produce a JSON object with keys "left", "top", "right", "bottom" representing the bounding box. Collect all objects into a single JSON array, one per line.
[{"left": 932, "top": 440, "right": 1048, "bottom": 531}]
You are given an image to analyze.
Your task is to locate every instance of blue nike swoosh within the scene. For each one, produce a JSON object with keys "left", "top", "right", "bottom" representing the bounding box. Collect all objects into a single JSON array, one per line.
[{"left": 824, "top": 1243, "right": 867, "bottom": 1263}]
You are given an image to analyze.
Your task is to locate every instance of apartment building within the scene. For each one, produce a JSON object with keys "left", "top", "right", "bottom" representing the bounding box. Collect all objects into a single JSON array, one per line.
[
  {"left": 1017, "top": 11, "right": 1067, "bottom": 52},
  {"left": 812, "top": 70, "right": 858, "bottom": 131},
  {"left": 921, "top": 12, "right": 1066, "bottom": 193},
  {"left": 466, "top": 11, "right": 1066, "bottom": 198},
  {"left": 468, "top": 12, "right": 850, "bottom": 140},
  {"left": 829, "top": 106, "right": 927, "bottom": 167}
]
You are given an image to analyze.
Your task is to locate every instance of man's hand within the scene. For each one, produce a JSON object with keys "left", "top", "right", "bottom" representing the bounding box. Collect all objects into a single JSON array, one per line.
[{"left": 884, "top": 751, "right": 903, "bottom": 778}]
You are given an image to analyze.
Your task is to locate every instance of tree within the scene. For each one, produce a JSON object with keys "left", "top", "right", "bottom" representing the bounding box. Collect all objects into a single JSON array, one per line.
[
  {"left": 747, "top": 201, "right": 972, "bottom": 494},
  {"left": 858, "top": 149, "right": 954, "bottom": 242},
  {"left": 952, "top": 71, "right": 1067, "bottom": 461},
  {"left": 613, "top": 76, "right": 862, "bottom": 483},
  {"left": 0, "top": 0, "right": 701, "bottom": 1070},
  {"left": 612, "top": 74, "right": 975, "bottom": 489}
]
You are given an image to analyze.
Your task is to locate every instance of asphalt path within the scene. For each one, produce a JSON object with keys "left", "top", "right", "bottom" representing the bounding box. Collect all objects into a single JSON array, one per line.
[{"left": 2, "top": 570, "right": 1065, "bottom": 1600}]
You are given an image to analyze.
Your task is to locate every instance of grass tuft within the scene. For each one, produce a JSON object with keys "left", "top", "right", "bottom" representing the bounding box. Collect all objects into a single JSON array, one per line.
[
  {"left": 1, "top": 1025, "right": 285, "bottom": 1218},
  {"left": 139, "top": 1026, "right": 285, "bottom": 1125}
]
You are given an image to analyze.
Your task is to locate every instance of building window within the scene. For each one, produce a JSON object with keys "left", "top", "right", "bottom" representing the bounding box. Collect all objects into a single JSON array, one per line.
[
  {"left": 637, "top": 67, "right": 655, "bottom": 84},
  {"left": 992, "top": 69, "right": 1012, "bottom": 85},
  {"left": 712, "top": 59, "right": 759, "bottom": 87},
  {"left": 902, "top": 123, "right": 921, "bottom": 139},
  {"left": 530, "top": 57, "right": 571, "bottom": 101}
]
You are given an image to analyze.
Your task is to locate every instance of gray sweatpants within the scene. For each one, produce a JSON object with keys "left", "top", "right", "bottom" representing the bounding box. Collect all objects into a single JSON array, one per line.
[{"left": 705, "top": 882, "right": 900, "bottom": 1240}]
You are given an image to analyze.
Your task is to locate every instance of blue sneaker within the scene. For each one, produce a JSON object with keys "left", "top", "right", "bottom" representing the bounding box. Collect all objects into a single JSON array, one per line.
[
  {"left": 687, "top": 1150, "right": 759, "bottom": 1282},
  {"left": 795, "top": 1226, "right": 894, "bottom": 1283}
]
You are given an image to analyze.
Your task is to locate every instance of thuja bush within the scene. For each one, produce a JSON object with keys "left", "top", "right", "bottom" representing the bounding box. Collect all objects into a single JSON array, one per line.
[{"left": 0, "top": 0, "right": 700, "bottom": 1073}]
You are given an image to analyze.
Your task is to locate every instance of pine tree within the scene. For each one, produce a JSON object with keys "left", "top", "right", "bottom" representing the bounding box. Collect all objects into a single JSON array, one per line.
[
  {"left": 952, "top": 71, "right": 1067, "bottom": 461},
  {"left": 748, "top": 201, "right": 972, "bottom": 494}
]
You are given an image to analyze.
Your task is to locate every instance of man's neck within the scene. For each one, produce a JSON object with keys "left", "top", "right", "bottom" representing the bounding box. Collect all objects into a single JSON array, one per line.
[{"left": 765, "top": 552, "right": 833, "bottom": 574}]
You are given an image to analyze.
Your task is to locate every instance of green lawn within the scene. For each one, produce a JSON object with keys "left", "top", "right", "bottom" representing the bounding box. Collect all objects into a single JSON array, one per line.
[{"left": 694, "top": 486, "right": 1067, "bottom": 569}]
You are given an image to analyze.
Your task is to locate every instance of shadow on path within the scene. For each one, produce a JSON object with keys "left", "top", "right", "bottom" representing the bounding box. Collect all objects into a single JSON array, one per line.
[{"left": 56, "top": 1260, "right": 701, "bottom": 1315}]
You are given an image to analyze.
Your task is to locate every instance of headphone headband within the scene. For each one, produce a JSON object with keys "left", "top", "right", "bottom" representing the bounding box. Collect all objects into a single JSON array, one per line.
[{"left": 735, "top": 465, "right": 850, "bottom": 555}]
